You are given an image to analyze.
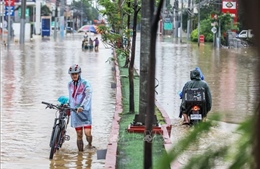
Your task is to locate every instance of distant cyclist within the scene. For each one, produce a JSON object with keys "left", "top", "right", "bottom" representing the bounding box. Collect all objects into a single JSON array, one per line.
[{"left": 68, "top": 64, "right": 93, "bottom": 151}]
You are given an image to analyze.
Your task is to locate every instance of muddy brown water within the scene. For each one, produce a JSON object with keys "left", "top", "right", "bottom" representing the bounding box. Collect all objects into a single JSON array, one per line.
[
  {"left": 134, "top": 34, "right": 259, "bottom": 168},
  {"left": 1, "top": 34, "right": 115, "bottom": 169},
  {"left": 1, "top": 33, "right": 259, "bottom": 168}
]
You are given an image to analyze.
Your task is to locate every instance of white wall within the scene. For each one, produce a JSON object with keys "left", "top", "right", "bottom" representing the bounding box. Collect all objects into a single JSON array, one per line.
[{"left": 13, "top": 23, "right": 31, "bottom": 41}]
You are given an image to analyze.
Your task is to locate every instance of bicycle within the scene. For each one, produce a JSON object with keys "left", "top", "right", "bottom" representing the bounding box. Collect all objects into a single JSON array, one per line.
[{"left": 42, "top": 101, "right": 76, "bottom": 159}]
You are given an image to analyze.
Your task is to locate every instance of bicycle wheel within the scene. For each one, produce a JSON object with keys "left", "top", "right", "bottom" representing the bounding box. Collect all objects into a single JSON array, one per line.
[{"left": 49, "top": 125, "right": 60, "bottom": 159}]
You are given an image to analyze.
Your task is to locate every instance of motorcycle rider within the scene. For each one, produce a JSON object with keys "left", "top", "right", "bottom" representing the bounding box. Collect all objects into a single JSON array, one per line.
[
  {"left": 82, "top": 32, "right": 89, "bottom": 49},
  {"left": 179, "top": 68, "right": 212, "bottom": 125},
  {"left": 68, "top": 64, "right": 93, "bottom": 151}
]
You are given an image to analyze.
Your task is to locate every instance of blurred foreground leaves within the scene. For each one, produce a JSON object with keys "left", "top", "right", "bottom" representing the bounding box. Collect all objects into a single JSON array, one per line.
[{"left": 156, "top": 114, "right": 254, "bottom": 169}]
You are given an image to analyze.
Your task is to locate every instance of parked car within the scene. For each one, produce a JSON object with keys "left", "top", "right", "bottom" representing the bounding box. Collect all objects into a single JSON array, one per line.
[{"left": 236, "top": 29, "right": 254, "bottom": 39}]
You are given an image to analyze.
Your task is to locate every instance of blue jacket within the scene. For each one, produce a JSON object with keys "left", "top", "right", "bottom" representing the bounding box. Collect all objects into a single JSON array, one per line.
[{"left": 68, "top": 78, "right": 92, "bottom": 128}]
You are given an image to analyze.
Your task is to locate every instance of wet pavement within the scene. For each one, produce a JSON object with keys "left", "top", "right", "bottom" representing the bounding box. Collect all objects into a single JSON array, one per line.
[
  {"left": 1, "top": 32, "right": 259, "bottom": 169},
  {"left": 1, "top": 33, "right": 116, "bottom": 169}
]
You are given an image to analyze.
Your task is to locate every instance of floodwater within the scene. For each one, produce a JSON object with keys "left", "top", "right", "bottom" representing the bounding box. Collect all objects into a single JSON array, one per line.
[
  {"left": 134, "top": 34, "right": 259, "bottom": 168},
  {"left": 135, "top": 35, "right": 259, "bottom": 124},
  {"left": 1, "top": 34, "right": 116, "bottom": 169},
  {"left": 1, "top": 32, "right": 259, "bottom": 169}
]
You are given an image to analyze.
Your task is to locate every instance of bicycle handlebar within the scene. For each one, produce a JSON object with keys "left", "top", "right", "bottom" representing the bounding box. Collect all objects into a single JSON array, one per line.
[{"left": 42, "top": 101, "right": 77, "bottom": 112}]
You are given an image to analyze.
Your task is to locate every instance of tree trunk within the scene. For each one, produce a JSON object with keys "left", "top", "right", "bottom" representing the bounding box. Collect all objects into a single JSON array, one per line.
[
  {"left": 128, "top": 0, "right": 135, "bottom": 113},
  {"left": 123, "top": 1, "right": 132, "bottom": 68},
  {"left": 144, "top": 1, "right": 164, "bottom": 168},
  {"left": 137, "top": 0, "right": 151, "bottom": 124}
]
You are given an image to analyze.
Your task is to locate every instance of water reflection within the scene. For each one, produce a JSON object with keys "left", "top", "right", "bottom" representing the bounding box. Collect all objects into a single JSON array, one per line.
[{"left": 49, "top": 150, "right": 95, "bottom": 169}]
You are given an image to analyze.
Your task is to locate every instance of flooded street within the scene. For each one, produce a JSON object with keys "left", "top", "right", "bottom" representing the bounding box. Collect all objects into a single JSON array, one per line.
[
  {"left": 134, "top": 34, "right": 259, "bottom": 168},
  {"left": 1, "top": 32, "right": 259, "bottom": 169},
  {"left": 134, "top": 34, "right": 259, "bottom": 124},
  {"left": 1, "top": 34, "right": 116, "bottom": 169}
]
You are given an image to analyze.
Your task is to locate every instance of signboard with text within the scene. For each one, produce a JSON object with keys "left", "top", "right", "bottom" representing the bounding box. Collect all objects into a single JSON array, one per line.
[
  {"left": 41, "top": 16, "right": 51, "bottom": 37},
  {"left": 4, "top": 5, "right": 14, "bottom": 16},
  {"left": 222, "top": 0, "right": 238, "bottom": 23}
]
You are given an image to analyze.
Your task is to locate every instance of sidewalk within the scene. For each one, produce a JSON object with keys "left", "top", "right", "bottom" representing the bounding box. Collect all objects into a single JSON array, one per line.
[{"left": 104, "top": 51, "right": 173, "bottom": 168}]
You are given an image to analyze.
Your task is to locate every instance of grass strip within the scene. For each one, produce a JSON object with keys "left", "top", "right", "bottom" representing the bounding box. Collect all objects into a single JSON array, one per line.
[{"left": 116, "top": 54, "right": 167, "bottom": 168}]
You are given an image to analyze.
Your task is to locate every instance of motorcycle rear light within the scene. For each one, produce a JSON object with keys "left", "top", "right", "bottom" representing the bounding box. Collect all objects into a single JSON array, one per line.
[{"left": 192, "top": 106, "right": 200, "bottom": 111}]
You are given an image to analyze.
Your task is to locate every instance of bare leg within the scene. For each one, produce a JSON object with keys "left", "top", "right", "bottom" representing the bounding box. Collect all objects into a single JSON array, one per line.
[
  {"left": 183, "top": 114, "right": 189, "bottom": 123},
  {"left": 84, "top": 128, "right": 92, "bottom": 148},
  {"left": 76, "top": 129, "right": 84, "bottom": 151}
]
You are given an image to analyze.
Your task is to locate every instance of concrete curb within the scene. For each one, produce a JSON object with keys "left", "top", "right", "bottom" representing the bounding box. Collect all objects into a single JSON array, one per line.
[
  {"left": 104, "top": 51, "right": 122, "bottom": 169},
  {"left": 105, "top": 51, "right": 174, "bottom": 168}
]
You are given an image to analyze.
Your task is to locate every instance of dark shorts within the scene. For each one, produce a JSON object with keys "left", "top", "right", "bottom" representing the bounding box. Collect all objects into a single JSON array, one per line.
[{"left": 75, "top": 125, "right": 92, "bottom": 131}]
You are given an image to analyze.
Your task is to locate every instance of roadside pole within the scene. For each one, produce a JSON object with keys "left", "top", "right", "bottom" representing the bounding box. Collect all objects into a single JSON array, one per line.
[
  {"left": 54, "top": 5, "right": 57, "bottom": 40},
  {"left": 0, "top": 1, "right": 4, "bottom": 42},
  {"left": 174, "top": 0, "right": 178, "bottom": 38},
  {"left": 7, "top": 0, "right": 10, "bottom": 48},
  {"left": 19, "top": 0, "right": 26, "bottom": 44},
  {"left": 60, "top": 0, "right": 64, "bottom": 39},
  {"left": 186, "top": 0, "right": 191, "bottom": 40},
  {"left": 197, "top": 0, "right": 200, "bottom": 47},
  {"left": 180, "top": 0, "right": 183, "bottom": 42},
  {"left": 217, "top": 20, "right": 221, "bottom": 48}
]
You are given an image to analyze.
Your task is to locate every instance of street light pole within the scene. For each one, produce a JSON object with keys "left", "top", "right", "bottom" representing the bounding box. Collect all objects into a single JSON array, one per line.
[
  {"left": 7, "top": 0, "right": 11, "bottom": 48},
  {"left": 180, "top": 0, "right": 183, "bottom": 42},
  {"left": 0, "top": 0, "right": 4, "bottom": 42},
  {"left": 80, "top": 0, "right": 82, "bottom": 27},
  {"left": 186, "top": 0, "right": 191, "bottom": 40},
  {"left": 197, "top": 0, "right": 200, "bottom": 46},
  {"left": 174, "top": 0, "right": 178, "bottom": 38},
  {"left": 19, "top": 0, "right": 26, "bottom": 44},
  {"left": 60, "top": 0, "right": 64, "bottom": 39},
  {"left": 54, "top": 0, "right": 58, "bottom": 40}
]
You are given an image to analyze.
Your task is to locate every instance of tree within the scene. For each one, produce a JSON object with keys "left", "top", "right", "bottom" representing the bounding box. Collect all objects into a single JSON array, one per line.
[
  {"left": 70, "top": 0, "right": 99, "bottom": 27},
  {"left": 41, "top": 5, "right": 51, "bottom": 16},
  {"left": 98, "top": 0, "right": 137, "bottom": 114}
]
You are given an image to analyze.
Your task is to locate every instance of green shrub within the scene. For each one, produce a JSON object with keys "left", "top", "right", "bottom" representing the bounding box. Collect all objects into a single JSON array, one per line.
[{"left": 191, "top": 29, "right": 198, "bottom": 42}]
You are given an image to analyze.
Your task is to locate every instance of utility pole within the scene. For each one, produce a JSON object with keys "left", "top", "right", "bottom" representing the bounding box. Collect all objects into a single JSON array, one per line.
[
  {"left": 186, "top": 0, "right": 191, "bottom": 40},
  {"left": 174, "top": 0, "right": 178, "bottom": 38},
  {"left": 7, "top": 0, "right": 11, "bottom": 48},
  {"left": 60, "top": 0, "right": 64, "bottom": 39},
  {"left": 180, "top": 0, "right": 183, "bottom": 42},
  {"left": 80, "top": 0, "right": 82, "bottom": 27},
  {"left": 19, "top": 0, "right": 26, "bottom": 44},
  {"left": 197, "top": 0, "right": 200, "bottom": 46},
  {"left": 54, "top": 0, "right": 58, "bottom": 40},
  {"left": 0, "top": 1, "right": 4, "bottom": 42}
]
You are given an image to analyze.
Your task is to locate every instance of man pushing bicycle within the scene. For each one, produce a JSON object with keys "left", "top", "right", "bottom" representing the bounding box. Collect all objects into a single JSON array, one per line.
[{"left": 67, "top": 64, "right": 93, "bottom": 151}]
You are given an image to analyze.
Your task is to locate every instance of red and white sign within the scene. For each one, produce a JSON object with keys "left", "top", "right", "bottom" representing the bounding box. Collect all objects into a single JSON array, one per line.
[
  {"left": 4, "top": 0, "right": 15, "bottom": 6},
  {"left": 199, "top": 35, "right": 204, "bottom": 43},
  {"left": 222, "top": 0, "right": 238, "bottom": 23},
  {"left": 222, "top": 1, "right": 236, "bottom": 9}
]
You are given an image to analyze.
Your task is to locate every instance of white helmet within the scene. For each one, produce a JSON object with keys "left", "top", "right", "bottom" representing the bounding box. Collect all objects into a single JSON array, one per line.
[{"left": 68, "top": 64, "right": 81, "bottom": 74}]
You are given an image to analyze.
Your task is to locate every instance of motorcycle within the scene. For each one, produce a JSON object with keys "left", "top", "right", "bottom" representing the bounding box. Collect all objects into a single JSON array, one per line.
[
  {"left": 82, "top": 39, "right": 89, "bottom": 50},
  {"left": 183, "top": 88, "right": 206, "bottom": 125}
]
